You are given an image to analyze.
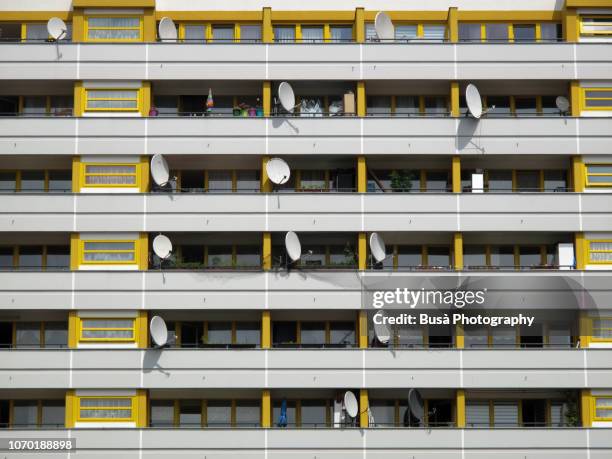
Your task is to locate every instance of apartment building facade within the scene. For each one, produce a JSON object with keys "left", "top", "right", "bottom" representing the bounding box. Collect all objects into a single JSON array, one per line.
[{"left": 1, "top": 0, "right": 612, "bottom": 457}]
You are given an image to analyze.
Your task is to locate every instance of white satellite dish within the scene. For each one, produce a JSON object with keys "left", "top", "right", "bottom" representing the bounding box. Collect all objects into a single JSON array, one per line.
[
  {"left": 343, "top": 391, "right": 359, "bottom": 418},
  {"left": 278, "top": 82, "right": 296, "bottom": 113},
  {"left": 47, "top": 17, "right": 67, "bottom": 40},
  {"left": 374, "top": 12, "right": 395, "bottom": 41},
  {"left": 150, "top": 154, "right": 170, "bottom": 187},
  {"left": 285, "top": 231, "right": 302, "bottom": 263},
  {"left": 158, "top": 17, "right": 178, "bottom": 41},
  {"left": 373, "top": 311, "right": 391, "bottom": 344},
  {"left": 555, "top": 96, "right": 570, "bottom": 113},
  {"left": 266, "top": 158, "right": 291, "bottom": 185},
  {"left": 408, "top": 389, "right": 425, "bottom": 422},
  {"left": 465, "top": 84, "right": 483, "bottom": 119},
  {"left": 150, "top": 315, "right": 168, "bottom": 347},
  {"left": 152, "top": 234, "right": 173, "bottom": 260},
  {"left": 369, "top": 232, "right": 387, "bottom": 264}
]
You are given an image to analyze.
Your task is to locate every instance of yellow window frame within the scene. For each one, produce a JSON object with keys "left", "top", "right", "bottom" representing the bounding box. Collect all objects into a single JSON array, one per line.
[
  {"left": 84, "top": 88, "right": 141, "bottom": 113},
  {"left": 179, "top": 23, "right": 249, "bottom": 42},
  {"left": 590, "top": 317, "right": 612, "bottom": 343},
  {"left": 79, "top": 239, "right": 138, "bottom": 265},
  {"left": 592, "top": 395, "right": 612, "bottom": 421},
  {"left": 587, "top": 239, "right": 612, "bottom": 264},
  {"left": 84, "top": 15, "right": 143, "bottom": 42},
  {"left": 77, "top": 395, "right": 135, "bottom": 422},
  {"left": 580, "top": 15, "right": 612, "bottom": 36},
  {"left": 581, "top": 88, "right": 612, "bottom": 111},
  {"left": 459, "top": 22, "right": 557, "bottom": 42},
  {"left": 82, "top": 162, "right": 140, "bottom": 188},
  {"left": 585, "top": 163, "right": 612, "bottom": 187},
  {"left": 78, "top": 317, "right": 137, "bottom": 342}
]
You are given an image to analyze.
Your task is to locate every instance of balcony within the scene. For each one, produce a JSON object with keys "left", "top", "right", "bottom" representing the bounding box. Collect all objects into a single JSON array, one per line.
[
  {"left": 0, "top": 348, "right": 610, "bottom": 389},
  {"left": 0, "top": 192, "right": 610, "bottom": 233},
  {"left": 1, "top": 116, "right": 611, "bottom": 156},
  {"left": 0, "top": 42, "right": 611, "bottom": 81}
]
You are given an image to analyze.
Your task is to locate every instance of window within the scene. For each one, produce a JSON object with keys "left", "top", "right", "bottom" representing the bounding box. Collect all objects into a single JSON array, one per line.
[
  {"left": 370, "top": 401, "right": 395, "bottom": 427},
  {"left": 183, "top": 25, "right": 205, "bottom": 41},
  {"left": 466, "top": 402, "right": 490, "bottom": 427},
  {"left": 207, "top": 401, "right": 231, "bottom": 427},
  {"left": 20, "top": 171, "right": 44, "bottom": 192},
  {"left": 236, "top": 170, "right": 260, "bottom": 192},
  {"left": 541, "top": 23, "right": 563, "bottom": 42},
  {"left": 150, "top": 400, "right": 174, "bottom": 427},
  {"left": 593, "top": 396, "right": 612, "bottom": 421},
  {"left": 330, "top": 26, "right": 352, "bottom": 42},
  {"left": 16, "top": 322, "right": 40, "bottom": 348},
  {"left": 85, "top": 89, "right": 139, "bottom": 112},
  {"left": 240, "top": 25, "right": 261, "bottom": 42},
  {"left": 0, "top": 171, "right": 17, "bottom": 192},
  {"left": 274, "top": 26, "right": 295, "bottom": 42},
  {"left": 79, "top": 318, "right": 136, "bottom": 342},
  {"left": 423, "top": 24, "right": 446, "bottom": 41},
  {"left": 44, "top": 322, "right": 68, "bottom": 348},
  {"left": 86, "top": 16, "right": 142, "bottom": 42},
  {"left": 78, "top": 397, "right": 134, "bottom": 421},
  {"left": 592, "top": 318, "right": 612, "bottom": 341},
  {"left": 493, "top": 401, "right": 519, "bottom": 427},
  {"left": 25, "top": 23, "right": 49, "bottom": 41},
  {"left": 588, "top": 241, "right": 612, "bottom": 264},
  {"left": 585, "top": 164, "right": 612, "bottom": 186},
  {"left": 236, "top": 401, "right": 260, "bottom": 427},
  {"left": 235, "top": 322, "right": 260, "bottom": 346},
  {"left": 81, "top": 240, "right": 137, "bottom": 264},
  {"left": 301, "top": 26, "right": 324, "bottom": 43},
  {"left": 41, "top": 401, "right": 65, "bottom": 427},
  {"left": 582, "top": 88, "right": 612, "bottom": 110},
  {"left": 460, "top": 22, "right": 560, "bottom": 42},
  {"left": 22, "top": 96, "right": 46, "bottom": 116},
  {"left": 18, "top": 246, "right": 43, "bottom": 269},
  {"left": 179, "top": 400, "right": 202, "bottom": 427},
  {"left": 212, "top": 25, "right": 234, "bottom": 42},
  {"left": 580, "top": 16, "right": 612, "bottom": 37},
  {"left": 366, "top": 23, "right": 445, "bottom": 41},
  {"left": 83, "top": 164, "right": 138, "bottom": 187},
  {"left": 485, "top": 23, "right": 509, "bottom": 41},
  {"left": 48, "top": 170, "right": 72, "bottom": 192},
  {"left": 207, "top": 322, "right": 232, "bottom": 345},
  {"left": 0, "top": 22, "right": 21, "bottom": 42},
  {"left": 395, "top": 25, "right": 417, "bottom": 41},
  {"left": 459, "top": 23, "right": 481, "bottom": 41},
  {"left": 513, "top": 24, "right": 536, "bottom": 42},
  {"left": 207, "top": 170, "right": 232, "bottom": 192},
  {"left": 13, "top": 402, "right": 38, "bottom": 428},
  {"left": 301, "top": 400, "right": 327, "bottom": 427}
]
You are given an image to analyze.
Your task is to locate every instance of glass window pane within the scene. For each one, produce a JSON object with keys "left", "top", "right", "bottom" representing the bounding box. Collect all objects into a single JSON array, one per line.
[
  {"left": 396, "top": 96, "right": 419, "bottom": 115},
  {"left": 44, "top": 322, "right": 67, "bottom": 348},
  {"left": 424, "top": 96, "right": 447, "bottom": 115},
  {"left": 207, "top": 322, "right": 231, "bottom": 345},
  {"left": 153, "top": 95, "right": 179, "bottom": 116},
  {"left": 22, "top": 96, "right": 47, "bottom": 115},
  {"left": 544, "top": 170, "right": 567, "bottom": 192},
  {"left": 365, "top": 23, "right": 377, "bottom": 41},
  {"left": 208, "top": 170, "right": 232, "bottom": 192},
  {"left": 26, "top": 23, "right": 48, "bottom": 40},
  {"left": 514, "top": 97, "right": 537, "bottom": 116},
  {"left": 494, "top": 402, "right": 519, "bottom": 427},
  {"left": 212, "top": 25, "right": 234, "bottom": 42},
  {"left": 459, "top": 23, "right": 481, "bottom": 41},
  {"left": 207, "top": 246, "right": 233, "bottom": 267},
  {"left": 41, "top": 401, "right": 65, "bottom": 427},
  {"left": 397, "top": 326, "right": 424, "bottom": 347},
  {"left": 550, "top": 402, "right": 566, "bottom": 426},
  {"left": 300, "top": 322, "right": 325, "bottom": 345},
  {"left": 207, "top": 401, "right": 231, "bottom": 427},
  {"left": 16, "top": 322, "right": 40, "bottom": 348},
  {"left": 301, "top": 26, "right": 323, "bottom": 42},
  {"left": 464, "top": 246, "right": 486, "bottom": 268},
  {"left": 486, "top": 96, "right": 511, "bottom": 116},
  {"left": 487, "top": 170, "right": 512, "bottom": 191},
  {"left": 300, "top": 170, "right": 326, "bottom": 190},
  {"left": 427, "top": 246, "right": 450, "bottom": 267},
  {"left": 492, "top": 327, "right": 515, "bottom": 347},
  {"left": 541, "top": 95, "right": 561, "bottom": 115},
  {"left": 179, "top": 400, "right": 201, "bottom": 427},
  {"left": 367, "top": 96, "right": 392, "bottom": 116},
  {"left": 300, "top": 400, "right": 327, "bottom": 427},
  {"left": 274, "top": 26, "right": 295, "bottom": 42},
  {"left": 423, "top": 24, "right": 446, "bottom": 41},
  {"left": 84, "top": 241, "right": 134, "bottom": 251},
  {"left": 235, "top": 246, "right": 260, "bottom": 267},
  {"left": 330, "top": 26, "right": 352, "bottom": 42},
  {"left": 20, "top": 170, "right": 45, "bottom": 192},
  {"left": 0, "top": 171, "right": 17, "bottom": 192},
  {"left": 235, "top": 322, "right": 260, "bottom": 345},
  {"left": 150, "top": 400, "right": 174, "bottom": 427},
  {"left": 397, "top": 245, "right": 421, "bottom": 267},
  {"left": 0, "top": 247, "right": 13, "bottom": 268},
  {"left": 516, "top": 170, "right": 539, "bottom": 191},
  {"left": 370, "top": 401, "right": 395, "bottom": 427},
  {"left": 184, "top": 25, "right": 205, "bottom": 41},
  {"left": 236, "top": 170, "right": 259, "bottom": 192},
  {"left": 48, "top": 170, "right": 72, "bottom": 192},
  {"left": 330, "top": 322, "right": 355, "bottom": 346},
  {"left": 240, "top": 25, "right": 261, "bottom": 42},
  {"left": 489, "top": 246, "right": 514, "bottom": 268},
  {"left": 541, "top": 23, "right": 562, "bottom": 42},
  {"left": 465, "top": 328, "right": 488, "bottom": 348},
  {"left": 395, "top": 25, "right": 417, "bottom": 40},
  {"left": 519, "top": 246, "right": 542, "bottom": 267},
  {"left": 19, "top": 246, "right": 43, "bottom": 268},
  {"left": 13, "top": 402, "right": 38, "bottom": 428},
  {"left": 425, "top": 171, "right": 449, "bottom": 191},
  {"left": 273, "top": 400, "right": 296, "bottom": 427},
  {"left": 467, "top": 402, "right": 490, "bottom": 427},
  {"left": 49, "top": 96, "right": 73, "bottom": 116},
  {"left": 485, "top": 23, "right": 509, "bottom": 41},
  {"left": 513, "top": 24, "right": 536, "bottom": 42},
  {"left": 236, "top": 401, "right": 259, "bottom": 427}
]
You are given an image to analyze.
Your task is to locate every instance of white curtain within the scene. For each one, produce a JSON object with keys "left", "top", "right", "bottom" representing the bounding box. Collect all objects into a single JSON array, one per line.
[
  {"left": 395, "top": 25, "right": 417, "bottom": 41},
  {"left": 274, "top": 26, "right": 295, "bottom": 42},
  {"left": 466, "top": 403, "right": 490, "bottom": 427},
  {"left": 301, "top": 26, "right": 323, "bottom": 42},
  {"left": 88, "top": 17, "right": 140, "bottom": 40}
]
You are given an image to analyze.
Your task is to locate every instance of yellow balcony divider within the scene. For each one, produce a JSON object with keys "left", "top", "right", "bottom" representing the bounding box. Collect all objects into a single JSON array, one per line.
[
  {"left": 261, "top": 310, "right": 271, "bottom": 349},
  {"left": 139, "top": 155, "right": 150, "bottom": 192},
  {"left": 143, "top": 8, "right": 156, "bottom": 42},
  {"left": 136, "top": 311, "right": 149, "bottom": 348},
  {"left": 356, "top": 82, "right": 366, "bottom": 117},
  {"left": 262, "top": 7, "right": 273, "bottom": 43},
  {"left": 262, "top": 232, "right": 272, "bottom": 270},
  {"left": 358, "top": 233, "right": 367, "bottom": 270},
  {"left": 581, "top": 390, "right": 592, "bottom": 427},
  {"left": 452, "top": 155, "right": 461, "bottom": 192},
  {"left": 136, "top": 389, "right": 148, "bottom": 427},
  {"left": 140, "top": 81, "right": 151, "bottom": 117},
  {"left": 65, "top": 390, "right": 76, "bottom": 428},
  {"left": 72, "top": 156, "right": 82, "bottom": 192},
  {"left": 261, "top": 155, "right": 272, "bottom": 192},
  {"left": 448, "top": 7, "right": 459, "bottom": 43},
  {"left": 357, "top": 155, "right": 367, "bottom": 193},
  {"left": 454, "top": 232, "right": 463, "bottom": 269},
  {"left": 262, "top": 390, "right": 271, "bottom": 427},
  {"left": 572, "top": 156, "right": 585, "bottom": 192},
  {"left": 456, "top": 323, "right": 465, "bottom": 349},
  {"left": 570, "top": 81, "right": 581, "bottom": 117},
  {"left": 358, "top": 310, "right": 368, "bottom": 349},
  {"left": 359, "top": 389, "right": 369, "bottom": 427},
  {"left": 450, "top": 82, "right": 460, "bottom": 117},
  {"left": 456, "top": 389, "right": 466, "bottom": 427},
  {"left": 355, "top": 8, "right": 365, "bottom": 43},
  {"left": 575, "top": 232, "right": 586, "bottom": 270},
  {"left": 70, "top": 233, "right": 80, "bottom": 270},
  {"left": 579, "top": 311, "right": 591, "bottom": 348},
  {"left": 263, "top": 82, "right": 272, "bottom": 117},
  {"left": 72, "top": 8, "right": 84, "bottom": 42},
  {"left": 563, "top": 7, "right": 579, "bottom": 42},
  {"left": 68, "top": 311, "right": 78, "bottom": 348},
  {"left": 138, "top": 233, "right": 149, "bottom": 270},
  {"left": 73, "top": 81, "right": 83, "bottom": 117}
]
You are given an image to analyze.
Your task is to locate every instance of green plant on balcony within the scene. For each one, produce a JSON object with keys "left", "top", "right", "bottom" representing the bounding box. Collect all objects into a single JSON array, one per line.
[{"left": 389, "top": 169, "right": 416, "bottom": 192}]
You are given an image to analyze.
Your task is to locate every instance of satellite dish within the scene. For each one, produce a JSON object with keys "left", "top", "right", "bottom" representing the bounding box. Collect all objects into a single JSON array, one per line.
[
  {"left": 465, "top": 84, "right": 483, "bottom": 119},
  {"left": 555, "top": 96, "right": 570, "bottom": 113},
  {"left": 374, "top": 12, "right": 395, "bottom": 41},
  {"left": 266, "top": 158, "right": 291, "bottom": 185},
  {"left": 152, "top": 234, "right": 173, "bottom": 260},
  {"left": 373, "top": 311, "right": 390, "bottom": 344},
  {"left": 150, "top": 154, "right": 170, "bottom": 187},
  {"left": 408, "top": 389, "right": 425, "bottom": 422},
  {"left": 158, "top": 17, "right": 178, "bottom": 41},
  {"left": 285, "top": 231, "right": 302, "bottom": 263},
  {"left": 369, "top": 232, "right": 387, "bottom": 264},
  {"left": 150, "top": 315, "right": 168, "bottom": 347},
  {"left": 343, "top": 391, "right": 359, "bottom": 418},
  {"left": 278, "top": 82, "right": 296, "bottom": 113},
  {"left": 47, "top": 17, "right": 67, "bottom": 40}
]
